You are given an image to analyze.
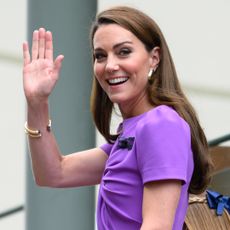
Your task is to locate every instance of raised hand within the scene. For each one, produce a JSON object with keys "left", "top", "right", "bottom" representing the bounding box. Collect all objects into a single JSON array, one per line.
[{"left": 23, "top": 28, "right": 64, "bottom": 105}]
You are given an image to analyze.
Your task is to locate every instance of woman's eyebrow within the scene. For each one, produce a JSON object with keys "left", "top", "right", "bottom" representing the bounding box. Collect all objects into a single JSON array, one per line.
[
  {"left": 94, "top": 41, "right": 133, "bottom": 52},
  {"left": 113, "top": 41, "right": 133, "bottom": 49}
]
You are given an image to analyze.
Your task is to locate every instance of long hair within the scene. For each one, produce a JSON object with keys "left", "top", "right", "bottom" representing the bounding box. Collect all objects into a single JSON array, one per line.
[{"left": 90, "top": 6, "right": 212, "bottom": 194}]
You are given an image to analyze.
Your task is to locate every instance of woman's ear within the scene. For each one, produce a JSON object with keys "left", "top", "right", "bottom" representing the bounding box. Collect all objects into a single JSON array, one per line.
[{"left": 149, "top": 46, "right": 160, "bottom": 70}]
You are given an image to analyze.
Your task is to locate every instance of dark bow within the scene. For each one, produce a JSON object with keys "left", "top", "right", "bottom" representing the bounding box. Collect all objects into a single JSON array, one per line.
[
  {"left": 118, "top": 137, "right": 135, "bottom": 150},
  {"left": 206, "top": 189, "right": 230, "bottom": 215}
]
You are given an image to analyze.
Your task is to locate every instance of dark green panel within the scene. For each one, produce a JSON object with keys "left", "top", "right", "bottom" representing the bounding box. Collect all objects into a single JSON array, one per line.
[{"left": 26, "top": 1, "right": 97, "bottom": 229}]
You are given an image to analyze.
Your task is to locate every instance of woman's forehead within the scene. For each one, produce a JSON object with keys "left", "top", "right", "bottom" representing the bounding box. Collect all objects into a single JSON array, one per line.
[{"left": 93, "top": 24, "right": 139, "bottom": 49}]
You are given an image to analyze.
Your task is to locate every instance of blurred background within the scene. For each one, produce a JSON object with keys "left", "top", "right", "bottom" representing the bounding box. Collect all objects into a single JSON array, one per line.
[
  {"left": 0, "top": 0, "right": 26, "bottom": 229},
  {"left": 0, "top": 0, "right": 229, "bottom": 229}
]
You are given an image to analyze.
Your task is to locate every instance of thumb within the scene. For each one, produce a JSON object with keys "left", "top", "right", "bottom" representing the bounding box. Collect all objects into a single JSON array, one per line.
[{"left": 54, "top": 55, "right": 64, "bottom": 73}]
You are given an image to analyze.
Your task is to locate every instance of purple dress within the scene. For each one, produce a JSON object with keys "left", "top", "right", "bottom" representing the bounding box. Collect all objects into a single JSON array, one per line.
[{"left": 97, "top": 105, "right": 194, "bottom": 230}]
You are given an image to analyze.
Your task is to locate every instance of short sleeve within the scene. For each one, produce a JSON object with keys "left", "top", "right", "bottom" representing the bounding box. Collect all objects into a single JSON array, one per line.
[
  {"left": 135, "top": 107, "right": 191, "bottom": 184},
  {"left": 100, "top": 143, "right": 113, "bottom": 156}
]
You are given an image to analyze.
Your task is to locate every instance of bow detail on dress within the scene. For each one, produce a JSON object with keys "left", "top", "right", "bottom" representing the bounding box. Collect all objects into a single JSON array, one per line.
[
  {"left": 206, "top": 189, "right": 230, "bottom": 215},
  {"left": 118, "top": 137, "right": 135, "bottom": 150}
]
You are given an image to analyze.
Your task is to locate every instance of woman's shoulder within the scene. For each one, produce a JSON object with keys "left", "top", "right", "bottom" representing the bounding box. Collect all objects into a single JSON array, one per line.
[{"left": 136, "top": 105, "right": 190, "bottom": 135}]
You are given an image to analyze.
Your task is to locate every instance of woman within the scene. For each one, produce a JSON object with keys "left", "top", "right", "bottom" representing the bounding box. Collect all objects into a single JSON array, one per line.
[{"left": 23, "top": 6, "right": 212, "bottom": 230}]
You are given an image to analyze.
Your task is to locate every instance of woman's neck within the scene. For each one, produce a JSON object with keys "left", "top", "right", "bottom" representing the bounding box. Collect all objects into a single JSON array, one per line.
[{"left": 119, "top": 97, "right": 154, "bottom": 119}]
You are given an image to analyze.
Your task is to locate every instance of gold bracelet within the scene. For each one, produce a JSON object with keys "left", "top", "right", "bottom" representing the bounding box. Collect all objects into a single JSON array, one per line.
[
  {"left": 25, "top": 129, "right": 42, "bottom": 138},
  {"left": 24, "top": 120, "right": 51, "bottom": 138}
]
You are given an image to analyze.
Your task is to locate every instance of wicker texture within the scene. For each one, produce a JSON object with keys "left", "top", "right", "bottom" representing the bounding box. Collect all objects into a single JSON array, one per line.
[
  {"left": 184, "top": 143, "right": 230, "bottom": 229},
  {"left": 184, "top": 194, "right": 230, "bottom": 230}
]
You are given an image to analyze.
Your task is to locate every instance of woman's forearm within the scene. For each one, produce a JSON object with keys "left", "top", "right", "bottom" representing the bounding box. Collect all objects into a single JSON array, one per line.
[{"left": 26, "top": 101, "right": 63, "bottom": 187}]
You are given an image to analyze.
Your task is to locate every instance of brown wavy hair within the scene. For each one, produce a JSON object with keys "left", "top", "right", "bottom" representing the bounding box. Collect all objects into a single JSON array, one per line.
[{"left": 90, "top": 6, "right": 212, "bottom": 194}]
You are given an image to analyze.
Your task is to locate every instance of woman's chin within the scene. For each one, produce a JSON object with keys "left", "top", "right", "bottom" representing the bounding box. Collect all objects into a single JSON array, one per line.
[{"left": 108, "top": 95, "right": 125, "bottom": 104}]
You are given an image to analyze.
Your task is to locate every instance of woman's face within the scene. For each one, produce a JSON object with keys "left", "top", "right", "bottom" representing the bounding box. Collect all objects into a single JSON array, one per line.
[{"left": 93, "top": 24, "right": 159, "bottom": 114}]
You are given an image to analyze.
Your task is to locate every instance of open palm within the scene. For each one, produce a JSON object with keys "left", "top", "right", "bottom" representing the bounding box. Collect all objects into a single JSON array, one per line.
[{"left": 23, "top": 28, "right": 64, "bottom": 104}]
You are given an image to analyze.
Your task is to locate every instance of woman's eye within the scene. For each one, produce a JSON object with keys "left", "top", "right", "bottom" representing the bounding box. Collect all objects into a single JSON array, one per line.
[
  {"left": 119, "top": 48, "right": 131, "bottom": 56},
  {"left": 94, "top": 53, "right": 106, "bottom": 61}
]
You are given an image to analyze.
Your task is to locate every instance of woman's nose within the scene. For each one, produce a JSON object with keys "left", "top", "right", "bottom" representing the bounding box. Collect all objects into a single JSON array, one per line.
[{"left": 105, "top": 55, "right": 119, "bottom": 73}]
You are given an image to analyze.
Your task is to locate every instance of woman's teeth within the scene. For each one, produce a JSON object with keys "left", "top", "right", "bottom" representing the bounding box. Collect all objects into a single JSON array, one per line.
[{"left": 108, "top": 77, "right": 128, "bottom": 85}]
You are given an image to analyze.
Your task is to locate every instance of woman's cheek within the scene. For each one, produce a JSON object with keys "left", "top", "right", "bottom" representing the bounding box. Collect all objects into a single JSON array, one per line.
[{"left": 94, "top": 64, "right": 104, "bottom": 80}]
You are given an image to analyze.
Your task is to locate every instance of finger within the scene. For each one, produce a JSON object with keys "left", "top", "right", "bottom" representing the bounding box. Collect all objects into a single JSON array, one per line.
[
  {"left": 45, "top": 31, "right": 53, "bottom": 60},
  {"left": 23, "top": 42, "right": 31, "bottom": 66},
  {"left": 54, "top": 55, "right": 64, "bottom": 74},
  {"left": 32, "top": 30, "right": 39, "bottom": 60},
  {"left": 38, "top": 28, "right": 46, "bottom": 59}
]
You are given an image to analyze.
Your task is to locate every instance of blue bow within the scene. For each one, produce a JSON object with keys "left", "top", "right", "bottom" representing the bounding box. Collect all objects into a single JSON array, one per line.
[
  {"left": 206, "top": 189, "right": 230, "bottom": 215},
  {"left": 118, "top": 137, "right": 135, "bottom": 150}
]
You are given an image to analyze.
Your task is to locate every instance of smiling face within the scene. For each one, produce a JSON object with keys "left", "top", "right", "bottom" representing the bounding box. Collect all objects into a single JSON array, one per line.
[{"left": 93, "top": 23, "right": 160, "bottom": 117}]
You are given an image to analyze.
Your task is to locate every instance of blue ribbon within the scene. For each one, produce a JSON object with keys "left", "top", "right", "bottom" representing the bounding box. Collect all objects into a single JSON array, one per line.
[
  {"left": 206, "top": 189, "right": 230, "bottom": 215},
  {"left": 118, "top": 137, "right": 135, "bottom": 150}
]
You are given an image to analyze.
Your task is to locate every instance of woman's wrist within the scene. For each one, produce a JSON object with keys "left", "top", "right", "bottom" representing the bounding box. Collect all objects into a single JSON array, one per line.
[
  {"left": 26, "top": 95, "right": 49, "bottom": 109},
  {"left": 25, "top": 119, "right": 51, "bottom": 138},
  {"left": 27, "top": 100, "right": 50, "bottom": 129}
]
